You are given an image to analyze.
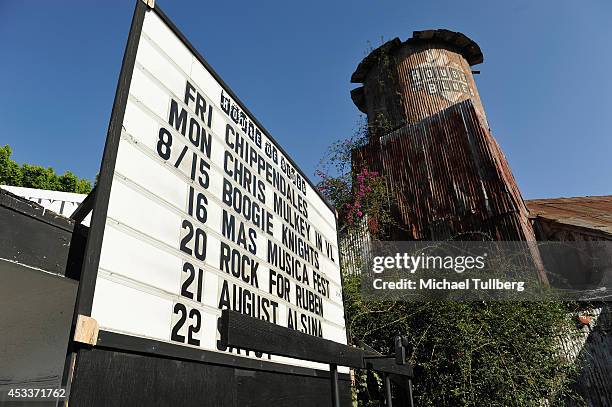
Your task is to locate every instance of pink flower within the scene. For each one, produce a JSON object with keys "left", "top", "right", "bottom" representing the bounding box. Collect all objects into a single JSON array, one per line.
[{"left": 357, "top": 211, "right": 363, "bottom": 217}]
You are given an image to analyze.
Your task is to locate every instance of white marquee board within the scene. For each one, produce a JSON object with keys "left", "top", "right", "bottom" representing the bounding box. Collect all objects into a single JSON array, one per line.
[{"left": 86, "top": 4, "right": 347, "bottom": 371}]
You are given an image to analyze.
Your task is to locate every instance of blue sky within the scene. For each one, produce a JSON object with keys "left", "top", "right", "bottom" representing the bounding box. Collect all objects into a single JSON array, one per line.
[{"left": 1, "top": 0, "right": 610, "bottom": 199}]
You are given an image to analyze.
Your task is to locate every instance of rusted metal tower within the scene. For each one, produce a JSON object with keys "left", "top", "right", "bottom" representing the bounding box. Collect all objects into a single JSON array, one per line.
[{"left": 350, "top": 30, "right": 538, "bottom": 244}]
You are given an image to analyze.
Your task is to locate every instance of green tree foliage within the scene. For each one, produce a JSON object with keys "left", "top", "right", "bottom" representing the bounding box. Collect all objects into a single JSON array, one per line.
[
  {"left": 315, "top": 131, "right": 583, "bottom": 406},
  {"left": 0, "top": 145, "right": 92, "bottom": 194},
  {"left": 0, "top": 145, "right": 23, "bottom": 186}
]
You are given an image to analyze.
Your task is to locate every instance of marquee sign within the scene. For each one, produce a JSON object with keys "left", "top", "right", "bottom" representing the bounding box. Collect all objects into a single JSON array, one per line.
[{"left": 79, "top": 1, "right": 346, "bottom": 371}]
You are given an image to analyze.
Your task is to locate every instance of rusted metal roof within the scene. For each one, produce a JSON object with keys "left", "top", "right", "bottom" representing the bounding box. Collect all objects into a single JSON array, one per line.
[
  {"left": 351, "top": 29, "right": 483, "bottom": 84},
  {"left": 526, "top": 196, "right": 612, "bottom": 236}
]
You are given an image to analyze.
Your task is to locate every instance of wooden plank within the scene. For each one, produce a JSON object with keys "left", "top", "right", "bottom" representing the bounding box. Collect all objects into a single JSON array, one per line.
[
  {"left": 69, "top": 348, "right": 235, "bottom": 407},
  {"left": 0, "top": 259, "right": 77, "bottom": 398},
  {"left": 235, "top": 368, "right": 351, "bottom": 407},
  {"left": 70, "top": 186, "right": 96, "bottom": 224},
  {"left": 364, "top": 358, "right": 413, "bottom": 377},
  {"left": 357, "top": 339, "right": 415, "bottom": 380},
  {"left": 0, "top": 189, "right": 80, "bottom": 276},
  {"left": 74, "top": 315, "right": 99, "bottom": 345},
  {"left": 0, "top": 187, "right": 74, "bottom": 231},
  {"left": 69, "top": 348, "right": 352, "bottom": 407},
  {"left": 97, "top": 330, "right": 351, "bottom": 379},
  {"left": 220, "top": 310, "right": 363, "bottom": 367}
]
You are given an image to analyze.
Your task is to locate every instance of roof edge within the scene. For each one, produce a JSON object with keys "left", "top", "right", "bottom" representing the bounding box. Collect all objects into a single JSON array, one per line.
[{"left": 351, "top": 29, "right": 483, "bottom": 84}]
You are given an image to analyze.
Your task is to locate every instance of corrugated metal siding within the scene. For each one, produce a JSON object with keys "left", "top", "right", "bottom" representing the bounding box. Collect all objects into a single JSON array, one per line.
[
  {"left": 559, "top": 306, "right": 612, "bottom": 407},
  {"left": 338, "top": 220, "right": 372, "bottom": 276},
  {"left": 353, "top": 99, "right": 535, "bottom": 243}
]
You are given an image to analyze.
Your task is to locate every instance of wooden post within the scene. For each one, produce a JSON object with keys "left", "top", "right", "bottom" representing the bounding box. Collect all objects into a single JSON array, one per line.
[
  {"left": 330, "top": 363, "right": 341, "bottom": 407},
  {"left": 406, "top": 378, "right": 414, "bottom": 407},
  {"left": 384, "top": 373, "right": 393, "bottom": 407}
]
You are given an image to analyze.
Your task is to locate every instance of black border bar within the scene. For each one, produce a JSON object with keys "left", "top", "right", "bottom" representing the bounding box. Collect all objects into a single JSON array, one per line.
[
  {"left": 220, "top": 310, "right": 363, "bottom": 367},
  {"left": 97, "top": 330, "right": 352, "bottom": 380}
]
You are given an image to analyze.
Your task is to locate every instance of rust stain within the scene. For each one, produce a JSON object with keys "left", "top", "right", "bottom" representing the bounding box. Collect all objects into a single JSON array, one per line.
[{"left": 352, "top": 99, "right": 536, "bottom": 243}]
